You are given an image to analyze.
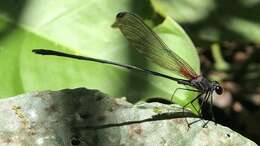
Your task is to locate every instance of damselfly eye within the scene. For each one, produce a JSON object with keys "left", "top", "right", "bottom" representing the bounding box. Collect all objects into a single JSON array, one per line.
[{"left": 215, "top": 86, "right": 223, "bottom": 95}]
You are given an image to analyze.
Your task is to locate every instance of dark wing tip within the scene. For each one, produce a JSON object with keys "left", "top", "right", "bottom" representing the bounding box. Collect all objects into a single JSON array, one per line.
[
  {"left": 32, "top": 49, "right": 54, "bottom": 55},
  {"left": 116, "top": 12, "right": 128, "bottom": 19},
  {"left": 112, "top": 12, "right": 128, "bottom": 28},
  {"left": 32, "top": 49, "right": 45, "bottom": 54}
]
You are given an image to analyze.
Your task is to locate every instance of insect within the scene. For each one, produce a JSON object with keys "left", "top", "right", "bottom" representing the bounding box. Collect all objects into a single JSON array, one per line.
[{"left": 33, "top": 12, "right": 223, "bottom": 125}]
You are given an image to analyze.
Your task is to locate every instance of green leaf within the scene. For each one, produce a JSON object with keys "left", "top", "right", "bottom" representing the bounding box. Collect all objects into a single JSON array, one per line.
[
  {"left": 225, "top": 17, "right": 260, "bottom": 42},
  {"left": 150, "top": 0, "right": 215, "bottom": 23},
  {"left": 0, "top": 1, "right": 200, "bottom": 113},
  {"left": 0, "top": 0, "right": 135, "bottom": 98}
]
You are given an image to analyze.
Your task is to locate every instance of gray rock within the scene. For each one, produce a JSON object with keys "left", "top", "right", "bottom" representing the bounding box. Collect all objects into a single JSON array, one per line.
[{"left": 0, "top": 88, "right": 257, "bottom": 146}]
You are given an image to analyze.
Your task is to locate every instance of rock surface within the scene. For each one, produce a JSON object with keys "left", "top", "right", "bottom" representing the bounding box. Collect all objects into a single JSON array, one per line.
[{"left": 0, "top": 88, "right": 257, "bottom": 146}]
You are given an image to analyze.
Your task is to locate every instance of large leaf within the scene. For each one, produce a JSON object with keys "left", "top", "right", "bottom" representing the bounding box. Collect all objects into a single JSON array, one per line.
[
  {"left": 150, "top": 0, "right": 215, "bottom": 23},
  {"left": 0, "top": 0, "right": 200, "bottom": 113},
  {"left": 0, "top": 0, "right": 134, "bottom": 98}
]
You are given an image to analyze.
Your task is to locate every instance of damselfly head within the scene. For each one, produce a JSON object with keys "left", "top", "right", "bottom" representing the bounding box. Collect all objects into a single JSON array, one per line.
[{"left": 212, "top": 81, "right": 223, "bottom": 95}]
